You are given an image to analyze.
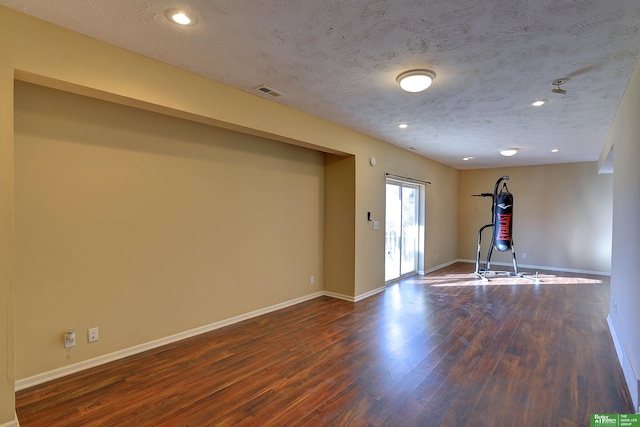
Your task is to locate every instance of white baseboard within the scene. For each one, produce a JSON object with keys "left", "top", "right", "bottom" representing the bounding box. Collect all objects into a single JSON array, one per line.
[
  {"left": 15, "top": 292, "right": 323, "bottom": 391},
  {"left": 422, "top": 259, "right": 459, "bottom": 275},
  {"left": 353, "top": 285, "right": 387, "bottom": 302},
  {"left": 0, "top": 413, "right": 19, "bottom": 427},
  {"left": 623, "top": 341, "right": 640, "bottom": 414},
  {"left": 458, "top": 259, "right": 610, "bottom": 276},
  {"left": 325, "top": 286, "right": 388, "bottom": 302},
  {"left": 607, "top": 315, "right": 640, "bottom": 414},
  {"left": 608, "top": 315, "right": 624, "bottom": 365},
  {"left": 322, "top": 291, "right": 355, "bottom": 302}
]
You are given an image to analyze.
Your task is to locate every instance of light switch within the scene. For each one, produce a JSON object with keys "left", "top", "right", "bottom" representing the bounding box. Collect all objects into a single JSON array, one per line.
[{"left": 373, "top": 220, "right": 380, "bottom": 230}]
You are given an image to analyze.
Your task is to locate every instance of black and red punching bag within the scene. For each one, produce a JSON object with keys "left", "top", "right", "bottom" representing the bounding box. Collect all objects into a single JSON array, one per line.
[{"left": 493, "top": 185, "right": 513, "bottom": 252}]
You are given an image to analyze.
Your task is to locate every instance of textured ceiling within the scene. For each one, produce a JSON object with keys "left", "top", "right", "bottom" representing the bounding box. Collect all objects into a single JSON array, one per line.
[{"left": 2, "top": 0, "right": 639, "bottom": 169}]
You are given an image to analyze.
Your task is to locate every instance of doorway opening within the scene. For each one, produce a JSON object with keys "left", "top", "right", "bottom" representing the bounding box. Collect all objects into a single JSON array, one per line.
[{"left": 385, "top": 179, "right": 425, "bottom": 283}]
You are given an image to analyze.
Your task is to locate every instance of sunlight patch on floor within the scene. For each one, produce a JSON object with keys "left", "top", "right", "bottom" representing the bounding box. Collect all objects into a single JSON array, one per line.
[{"left": 407, "top": 271, "right": 603, "bottom": 287}]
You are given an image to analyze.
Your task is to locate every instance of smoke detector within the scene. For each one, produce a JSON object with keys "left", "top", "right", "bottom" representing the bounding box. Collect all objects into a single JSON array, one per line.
[{"left": 552, "top": 78, "right": 569, "bottom": 95}]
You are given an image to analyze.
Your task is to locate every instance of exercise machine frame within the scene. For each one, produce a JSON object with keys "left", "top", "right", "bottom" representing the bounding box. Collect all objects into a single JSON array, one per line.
[{"left": 473, "top": 176, "right": 537, "bottom": 282}]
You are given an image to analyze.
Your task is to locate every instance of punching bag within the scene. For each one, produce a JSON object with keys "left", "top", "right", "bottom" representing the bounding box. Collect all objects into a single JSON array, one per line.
[{"left": 493, "top": 185, "right": 513, "bottom": 252}]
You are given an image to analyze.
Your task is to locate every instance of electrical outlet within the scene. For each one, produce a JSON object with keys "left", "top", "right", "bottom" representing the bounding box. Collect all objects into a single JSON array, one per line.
[
  {"left": 522, "top": 253, "right": 527, "bottom": 259},
  {"left": 310, "top": 276, "right": 315, "bottom": 285},
  {"left": 88, "top": 327, "right": 99, "bottom": 343},
  {"left": 64, "top": 330, "right": 76, "bottom": 349},
  {"left": 435, "top": 254, "right": 439, "bottom": 261}
]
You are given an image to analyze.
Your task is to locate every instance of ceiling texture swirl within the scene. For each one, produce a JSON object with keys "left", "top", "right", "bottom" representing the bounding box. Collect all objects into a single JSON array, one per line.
[{"left": 2, "top": 0, "right": 639, "bottom": 169}]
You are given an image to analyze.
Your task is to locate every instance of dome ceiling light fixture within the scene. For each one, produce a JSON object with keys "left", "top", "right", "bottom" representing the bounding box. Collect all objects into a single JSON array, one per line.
[
  {"left": 397, "top": 69, "right": 436, "bottom": 93},
  {"left": 500, "top": 148, "right": 519, "bottom": 157}
]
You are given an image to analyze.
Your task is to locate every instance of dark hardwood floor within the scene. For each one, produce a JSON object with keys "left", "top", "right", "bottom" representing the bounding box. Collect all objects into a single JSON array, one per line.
[{"left": 16, "top": 263, "right": 633, "bottom": 426}]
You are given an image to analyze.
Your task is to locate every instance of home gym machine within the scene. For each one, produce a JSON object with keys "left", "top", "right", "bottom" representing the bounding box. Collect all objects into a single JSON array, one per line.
[{"left": 472, "top": 176, "right": 537, "bottom": 282}]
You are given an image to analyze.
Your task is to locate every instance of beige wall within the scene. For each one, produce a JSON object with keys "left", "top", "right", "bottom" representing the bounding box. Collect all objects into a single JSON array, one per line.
[
  {"left": 14, "top": 81, "right": 326, "bottom": 378},
  {"left": 353, "top": 139, "right": 459, "bottom": 295},
  {"left": 0, "top": 66, "right": 15, "bottom": 423},
  {"left": 608, "top": 57, "right": 640, "bottom": 412},
  {"left": 458, "top": 163, "right": 613, "bottom": 273},
  {"left": 323, "top": 154, "right": 356, "bottom": 297}
]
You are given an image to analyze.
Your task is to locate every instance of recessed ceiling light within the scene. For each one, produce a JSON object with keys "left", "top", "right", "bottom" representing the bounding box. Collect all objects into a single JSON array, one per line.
[
  {"left": 396, "top": 69, "right": 436, "bottom": 93},
  {"left": 551, "top": 148, "right": 560, "bottom": 153},
  {"left": 500, "top": 149, "right": 518, "bottom": 157},
  {"left": 463, "top": 157, "right": 474, "bottom": 161},
  {"left": 165, "top": 9, "right": 197, "bottom": 26},
  {"left": 398, "top": 123, "right": 408, "bottom": 129},
  {"left": 532, "top": 99, "right": 547, "bottom": 107}
]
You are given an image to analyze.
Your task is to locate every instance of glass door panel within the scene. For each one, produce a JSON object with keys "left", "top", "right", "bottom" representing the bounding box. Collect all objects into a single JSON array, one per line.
[
  {"left": 400, "top": 186, "right": 418, "bottom": 276},
  {"left": 385, "top": 184, "right": 401, "bottom": 281},
  {"left": 385, "top": 181, "right": 420, "bottom": 282}
]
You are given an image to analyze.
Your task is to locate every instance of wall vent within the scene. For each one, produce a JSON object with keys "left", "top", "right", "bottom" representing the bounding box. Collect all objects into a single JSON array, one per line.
[
  {"left": 254, "top": 85, "right": 283, "bottom": 97},
  {"left": 623, "top": 342, "right": 640, "bottom": 413}
]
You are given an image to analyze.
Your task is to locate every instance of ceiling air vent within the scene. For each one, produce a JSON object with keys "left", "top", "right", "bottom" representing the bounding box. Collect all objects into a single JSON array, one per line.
[{"left": 254, "top": 85, "right": 283, "bottom": 97}]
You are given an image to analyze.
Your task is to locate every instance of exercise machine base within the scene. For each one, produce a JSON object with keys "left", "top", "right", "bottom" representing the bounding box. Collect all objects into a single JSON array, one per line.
[
  {"left": 474, "top": 268, "right": 541, "bottom": 283},
  {"left": 473, "top": 224, "right": 540, "bottom": 283}
]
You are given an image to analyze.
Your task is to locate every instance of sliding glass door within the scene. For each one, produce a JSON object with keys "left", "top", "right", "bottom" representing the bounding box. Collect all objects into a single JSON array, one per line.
[{"left": 385, "top": 180, "right": 420, "bottom": 282}]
